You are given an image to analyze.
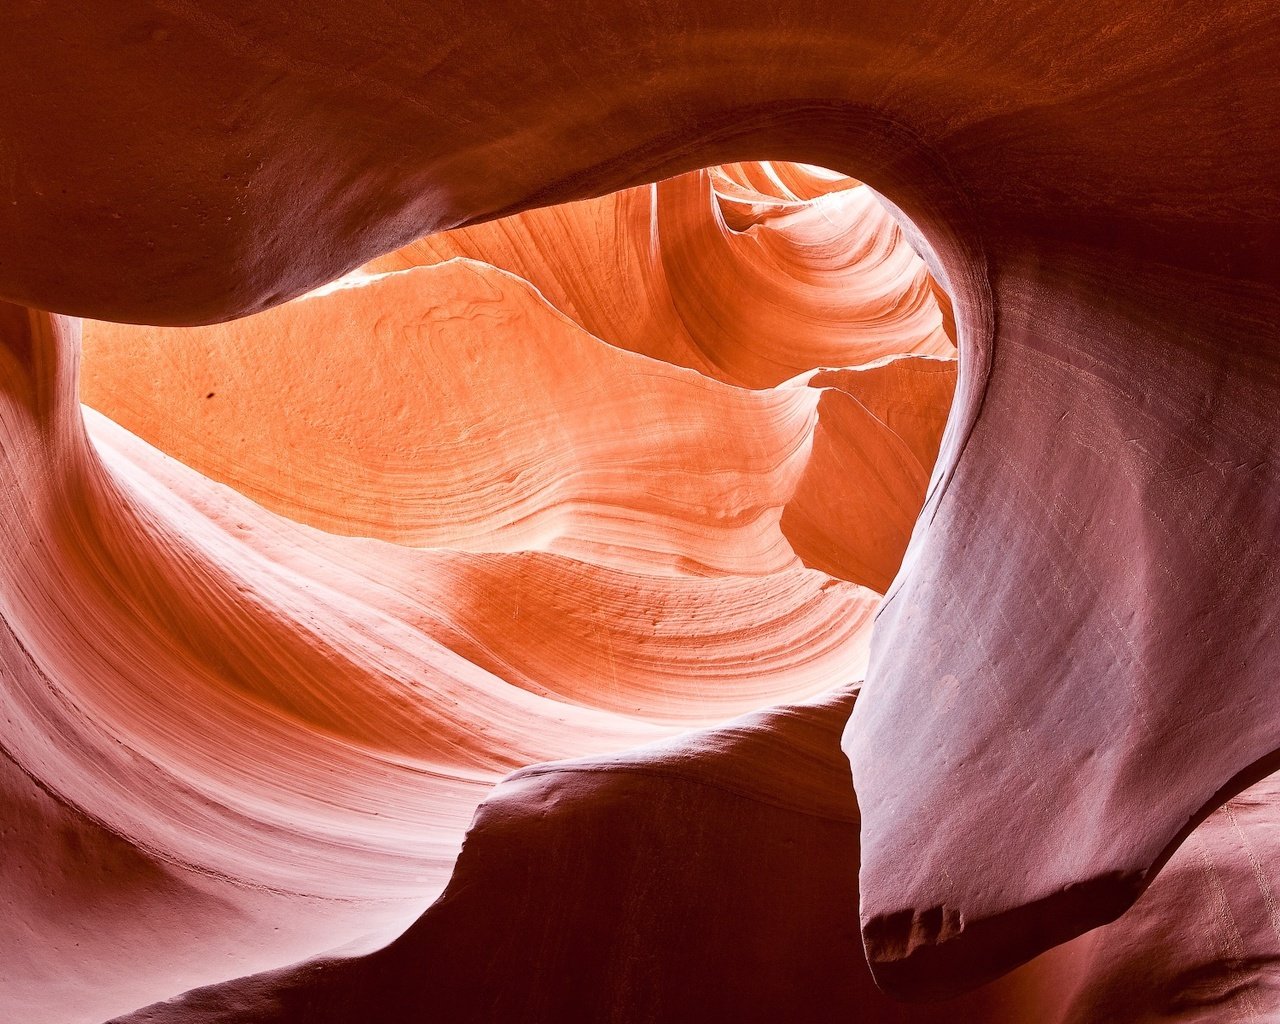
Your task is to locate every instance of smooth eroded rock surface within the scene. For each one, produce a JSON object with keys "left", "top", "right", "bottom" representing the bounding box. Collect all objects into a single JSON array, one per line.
[
  {"left": 2, "top": 161, "right": 955, "bottom": 1021},
  {"left": 1, "top": 0, "right": 1276, "bottom": 1007}
]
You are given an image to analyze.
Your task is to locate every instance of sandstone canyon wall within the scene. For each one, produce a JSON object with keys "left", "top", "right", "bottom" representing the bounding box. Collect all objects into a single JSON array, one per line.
[
  {"left": 0, "top": 3, "right": 1277, "bottom": 1022},
  {"left": 5, "top": 165, "right": 957, "bottom": 1022}
]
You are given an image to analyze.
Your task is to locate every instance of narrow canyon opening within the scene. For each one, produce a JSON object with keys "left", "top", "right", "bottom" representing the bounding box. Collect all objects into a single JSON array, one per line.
[
  {"left": 78, "top": 158, "right": 957, "bottom": 722},
  {"left": 4, "top": 10, "right": 1275, "bottom": 1024},
  {"left": 18, "top": 162, "right": 956, "bottom": 1020}
]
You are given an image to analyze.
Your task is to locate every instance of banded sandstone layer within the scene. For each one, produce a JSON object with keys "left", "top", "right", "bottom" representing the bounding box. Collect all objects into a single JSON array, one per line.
[{"left": 1, "top": 3, "right": 1278, "bottom": 1020}]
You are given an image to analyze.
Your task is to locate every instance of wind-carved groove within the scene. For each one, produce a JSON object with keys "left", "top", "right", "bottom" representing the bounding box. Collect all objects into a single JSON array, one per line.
[{"left": 1, "top": 7, "right": 1275, "bottom": 1017}]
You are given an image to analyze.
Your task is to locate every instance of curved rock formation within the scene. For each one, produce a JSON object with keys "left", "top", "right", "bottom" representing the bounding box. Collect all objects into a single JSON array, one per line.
[
  {"left": 3, "top": 157, "right": 953, "bottom": 1022},
  {"left": 83, "top": 260, "right": 823, "bottom": 574},
  {"left": 1, "top": 311, "right": 883, "bottom": 1021},
  {"left": 109, "top": 690, "right": 1280, "bottom": 1023},
  {"left": 1, "top": 0, "right": 1276, "bottom": 1014},
  {"left": 366, "top": 165, "right": 953, "bottom": 388},
  {"left": 108, "top": 690, "right": 1053, "bottom": 1024}
]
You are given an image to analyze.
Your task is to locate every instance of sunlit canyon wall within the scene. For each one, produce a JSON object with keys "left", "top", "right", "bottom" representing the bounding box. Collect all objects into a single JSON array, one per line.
[{"left": 1, "top": 5, "right": 1277, "bottom": 1023}]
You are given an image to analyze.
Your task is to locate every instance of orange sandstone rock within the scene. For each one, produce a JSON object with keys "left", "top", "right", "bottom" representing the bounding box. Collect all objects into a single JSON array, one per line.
[
  {"left": 0, "top": 0, "right": 1273, "bottom": 1007},
  {"left": 2, "top": 297, "right": 882, "bottom": 1022}
]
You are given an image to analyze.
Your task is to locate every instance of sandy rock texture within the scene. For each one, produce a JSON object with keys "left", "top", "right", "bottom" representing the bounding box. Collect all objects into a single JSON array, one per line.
[
  {"left": 0, "top": 0, "right": 1276, "bottom": 1016},
  {"left": 2, "top": 162, "right": 954, "bottom": 1022},
  {"left": 110, "top": 691, "right": 1280, "bottom": 1024}
]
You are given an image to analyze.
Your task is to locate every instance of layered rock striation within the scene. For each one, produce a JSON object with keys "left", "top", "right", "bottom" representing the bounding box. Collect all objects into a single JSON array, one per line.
[
  {"left": 3, "top": 164, "right": 957, "bottom": 1022},
  {"left": 1, "top": 2, "right": 1277, "bottom": 1017}
]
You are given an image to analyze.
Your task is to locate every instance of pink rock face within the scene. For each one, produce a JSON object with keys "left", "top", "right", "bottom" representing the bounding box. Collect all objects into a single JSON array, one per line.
[
  {"left": 2, "top": 163, "right": 957, "bottom": 1022},
  {"left": 104, "top": 693, "right": 1280, "bottom": 1024},
  {"left": 366, "top": 166, "right": 953, "bottom": 389},
  {"left": 0, "top": 2, "right": 1276, "bottom": 1018},
  {"left": 1060, "top": 772, "right": 1280, "bottom": 1021}
]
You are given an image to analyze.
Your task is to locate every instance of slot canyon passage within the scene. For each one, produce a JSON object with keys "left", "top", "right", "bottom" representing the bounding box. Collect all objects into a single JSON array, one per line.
[{"left": 0, "top": 5, "right": 1278, "bottom": 1023}]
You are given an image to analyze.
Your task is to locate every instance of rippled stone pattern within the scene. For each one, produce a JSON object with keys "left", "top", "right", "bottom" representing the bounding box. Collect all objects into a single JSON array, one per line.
[
  {"left": 4, "top": 164, "right": 955, "bottom": 1022},
  {"left": 1, "top": 4, "right": 1276, "bottom": 1021}
]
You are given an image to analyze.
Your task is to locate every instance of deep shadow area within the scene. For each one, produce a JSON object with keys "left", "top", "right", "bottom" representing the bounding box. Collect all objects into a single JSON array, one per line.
[{"left": 113, "top": 691, "right": 1054, "bottom": 1023}]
